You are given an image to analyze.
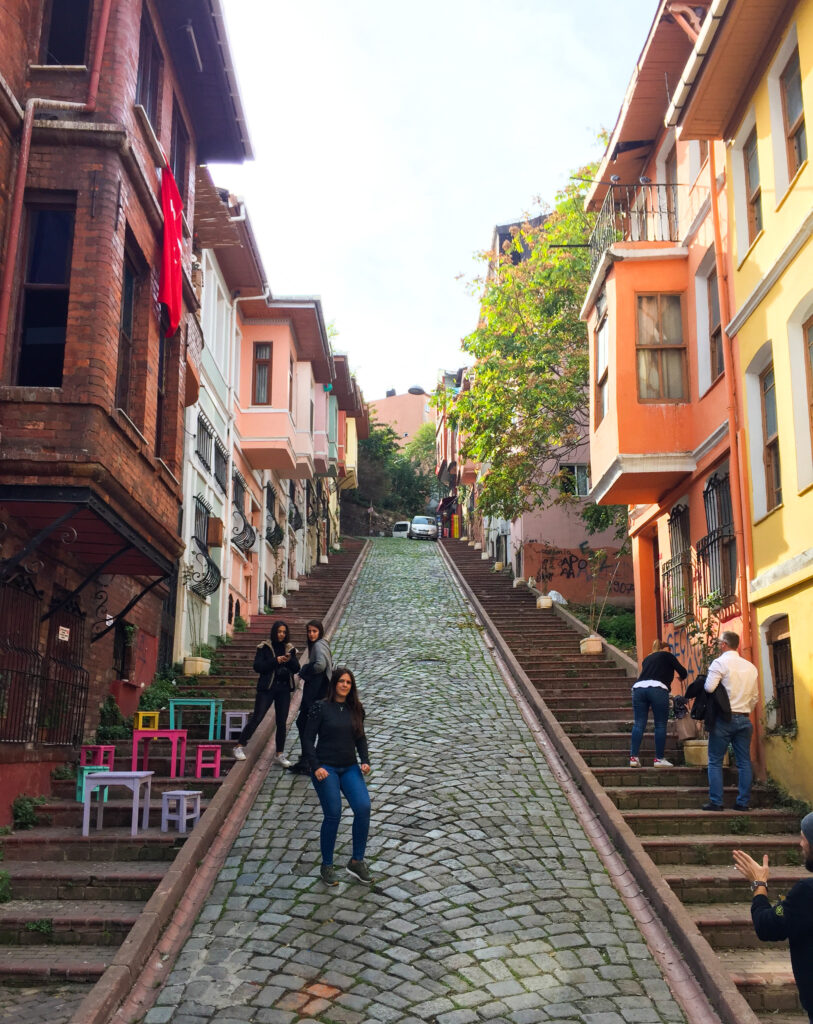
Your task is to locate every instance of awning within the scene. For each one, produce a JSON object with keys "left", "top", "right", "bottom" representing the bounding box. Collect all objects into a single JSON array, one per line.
[
  {"left": 0, "top": 486, "right": 175, "bottom": 579},
  {"left": 437, "top": 495, "right": 457, "bottom": 514}
]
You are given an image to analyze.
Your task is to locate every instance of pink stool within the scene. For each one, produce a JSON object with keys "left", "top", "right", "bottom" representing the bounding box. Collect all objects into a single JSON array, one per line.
[
  {"left": 194, "top": 744, "right": 221, "bottom": 779},
  {"left": 80, "top": 745, "right": 116, "bottom": 770}
]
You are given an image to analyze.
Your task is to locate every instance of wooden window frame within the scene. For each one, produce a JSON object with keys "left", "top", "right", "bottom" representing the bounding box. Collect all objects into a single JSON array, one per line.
[
  {"left": 169, "top": 101, "right": 189, "bottom": 203},
  {"left": 760, "top": 363, "right": 782, "bottom": 510},
  {"left": 743, "top": 128, "right": 763, "bottom": 244},
  {"left": 780, "top": 48, "right": 807, "bottom": 179},
  {"left": 136, "top": 16, "right": 162, "bottom": 128},
  {"left": 708, "top": 268, "right": 724, "bottom": 382},
  {"left": 115, "top": 255, "right": 137, "bottom": 413},
  {"left": 635, "top": 293, "right": 688, "bottom": 402},
  {"left": 252, "top": 342, "right": 272, "bottom": 405}
]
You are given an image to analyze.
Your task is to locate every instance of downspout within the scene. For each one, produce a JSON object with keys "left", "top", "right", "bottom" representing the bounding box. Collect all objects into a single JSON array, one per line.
[
  {"left": 708, "top": 143, "right": 753, "bottom": 658},
  {"left": 0, "top": 0, "right": 114, "bottom": 377}
]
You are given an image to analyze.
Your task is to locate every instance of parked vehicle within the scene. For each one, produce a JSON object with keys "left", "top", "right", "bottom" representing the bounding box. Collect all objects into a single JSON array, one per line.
[
  {"left": 392, "top": 521, "right": 410, "bottom": 538},
  {"left": 409, "top": 515, "right": 438, "bottom": 541}
]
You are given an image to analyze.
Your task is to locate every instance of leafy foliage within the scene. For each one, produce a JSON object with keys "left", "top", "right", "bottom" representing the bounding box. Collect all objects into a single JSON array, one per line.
[
  {"left": 354, "top": 420, "right": 433, "bottom": 514},
  {"left": 11, "top": 794, "right": 47, "bottom": 830},
  {"left": 96, "top": 696, "right": 132, "bottom": 743},
  {"left": 446, "top": 162, "right": 599, "bottom": 521}
]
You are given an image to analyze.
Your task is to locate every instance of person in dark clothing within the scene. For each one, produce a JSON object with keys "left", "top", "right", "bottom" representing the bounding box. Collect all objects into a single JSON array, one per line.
[
  {"left": 288, "top": 619, "right": 332, "bottom": 775},
  {"left": 629, "top": 640, "right": 688, "bottom": 768},
  {"left": 733, "top": 813, "right": 813, "bottom": 1023},
  {"left": 303, "top": 666, "right": 371, "bottom": 886},
  {"left": 232, "top": 620, "right": 299, "bottom": 765}
]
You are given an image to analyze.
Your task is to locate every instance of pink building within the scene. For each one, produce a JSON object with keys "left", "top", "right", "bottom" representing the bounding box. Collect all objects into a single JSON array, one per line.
[{"left": 369, "top": 389, "right": 431, "bottom": 446}]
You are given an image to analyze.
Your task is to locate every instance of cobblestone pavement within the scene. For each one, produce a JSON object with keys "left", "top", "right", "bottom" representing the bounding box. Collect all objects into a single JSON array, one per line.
[{"left": 144, "top": 540, "right": 687, "bottom": 1024}]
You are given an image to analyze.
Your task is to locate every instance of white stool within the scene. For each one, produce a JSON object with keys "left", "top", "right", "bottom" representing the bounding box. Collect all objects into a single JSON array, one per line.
[
  {"left": 223, "top": 711, "right": 250, "bottom": 741},
  {"left": 160, "top": 790, "right": 202, "bottom": 834}
]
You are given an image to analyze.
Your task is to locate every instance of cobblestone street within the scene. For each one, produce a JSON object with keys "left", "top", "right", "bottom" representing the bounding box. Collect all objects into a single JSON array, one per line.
[{"left": 143, "top": 539, "right": 687, "bottom": 1024}]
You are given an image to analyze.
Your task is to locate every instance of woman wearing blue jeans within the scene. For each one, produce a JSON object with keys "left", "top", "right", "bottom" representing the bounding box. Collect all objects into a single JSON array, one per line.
[
  {"left": 629, "top": 641, "right": 688, "bottom": 768},
  {"left": 303, "top": 667, "right": 372, "bottom": 885}
]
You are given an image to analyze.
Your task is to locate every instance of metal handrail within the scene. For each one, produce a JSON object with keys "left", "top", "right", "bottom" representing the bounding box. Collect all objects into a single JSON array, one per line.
[
  {"left": 231, "top": 507, "right": 256, "bottom": 552},
  {"left": 589, "top": 183, "right": 680, "bottom": 275}
]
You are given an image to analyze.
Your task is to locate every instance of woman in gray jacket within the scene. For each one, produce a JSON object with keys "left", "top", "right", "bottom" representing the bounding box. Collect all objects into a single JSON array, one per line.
[{"left": 288, "top": 619, "right": 333, "bottom": 774}]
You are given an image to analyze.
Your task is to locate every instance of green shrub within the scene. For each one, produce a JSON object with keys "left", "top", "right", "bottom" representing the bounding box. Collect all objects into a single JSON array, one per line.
[
  {"left": 601, "top": 611, "right": 636, "bottom": 651},
  {"left": 0, "top": 871, "right": 11, "bottom": 903},
  {"left": 12, "top": 794, "right": 47, "bottom": 830},
  {"left": 96, "top": 696, "right": 132, "bottom": 743},
  {"left": 25, "top": 918, "right": 53, "bottom": 935},
  {"left": 50, "top": 763, "right": 76, "bottom": 781},
  {"left": 233, "top": 615, "right": 249, "bottom": 633}
]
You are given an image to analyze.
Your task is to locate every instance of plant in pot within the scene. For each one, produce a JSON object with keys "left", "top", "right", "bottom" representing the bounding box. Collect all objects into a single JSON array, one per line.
[
  {"left": 535, "top": 565, "right": 554, "bottom": 609},
  {"left": 681, "top": 590, "right": 726, "bottom": 763},
  {"left": 183, "top": 593, "right": 211, "bottom": 676}
]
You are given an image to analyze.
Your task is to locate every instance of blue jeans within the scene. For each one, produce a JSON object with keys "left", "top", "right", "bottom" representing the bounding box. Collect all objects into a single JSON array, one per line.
[
  {"left": 708, "top": 713, "right": 753, "bottom": 808},
  {"left": 630, "top": 685, "right": 670, "bottom": 760},
  {"left": 311, "top": 764, "right": 370, "bottom": 864}
]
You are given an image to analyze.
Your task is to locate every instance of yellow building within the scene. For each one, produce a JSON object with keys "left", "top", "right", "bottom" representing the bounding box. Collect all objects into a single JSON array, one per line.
[{"left": 668, "top": 0, "right": 813, "bottom": 800}]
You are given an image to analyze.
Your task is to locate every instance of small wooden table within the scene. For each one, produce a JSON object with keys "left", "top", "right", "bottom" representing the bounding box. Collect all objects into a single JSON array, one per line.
[
  {"left": 168, "top": 698, "right": 224, "bottom": 741},
  {"left": 81, "top": 770, "right": 153, "bottom": 837},
  {"left": 131, "top": 729, "right": 188, "bottom": 779}
]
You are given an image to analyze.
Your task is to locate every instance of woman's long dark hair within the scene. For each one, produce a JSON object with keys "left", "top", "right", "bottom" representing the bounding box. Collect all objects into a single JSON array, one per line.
[
  {"left": 306, "top": 619, "right": 325, "bottom": 652},
  {"left": 326, "top": 666, "right": 365, "bottom": 737},
  {"left": 269, "top": 620, "right": 290, "bottom": 656}
]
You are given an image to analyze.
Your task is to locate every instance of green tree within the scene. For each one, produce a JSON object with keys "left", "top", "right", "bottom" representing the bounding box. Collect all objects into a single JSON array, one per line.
[
  {"left": 447, "top": 160, "right": 598, "bottom": 521},
  {"left": 356, "top": 420, "right": 434, "bottom": 513},
  {"left": 403, "top": 422, "right": 436, "bottom": 475}
]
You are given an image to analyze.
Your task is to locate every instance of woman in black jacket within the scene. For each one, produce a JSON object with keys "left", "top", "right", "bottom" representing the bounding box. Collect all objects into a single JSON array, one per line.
[
  {"left": 303, "top": 666, "right": 372, "bottom": 886},
  {"left": 629, "top": 640, "right": 687, "bottom": 768},
  {"left": 288, "top": 619, "right": 333, "bottom": 774},
  {"left": 232, "top": 620, "right": 299, "bottom": 765}
]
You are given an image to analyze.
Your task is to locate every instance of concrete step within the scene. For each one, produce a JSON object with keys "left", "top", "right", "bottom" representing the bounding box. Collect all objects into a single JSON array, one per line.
[
  {"left": 0, "top": 899, "right": 142, "bottom": 945},
  {"left": 592, "top": 766, "right": 732, "bottom": 787},
  {"left": 685, "top": 902, "right": 785, "bottom": 949},
  {"left": 624, "top": 808, "right": 800, "bottom": 837},
  {"left": 0, "top": 826, "right": 184, "bottom": 862},
  {"left": 569, "top": 732, "right": 680, "bottom": 753},
  {"left": 4, "top": 860, "right": 168, "bottom": 901},
  {"left": 663, "top": 864, "right": 810, "bottom": 903},
  {"left": 36, "top": 796, "right": 212, "bottom": 828},
  {"left": 642, "top": 833, "right": 803, "bottom": 866},
  {"left": 0, "top": 944, "right": 110, "bottom": 982},
  {"left": 52, "top": 777, "right": 222, "bottom": 800},
  {"left": 717, "top": 948, "right": 801, "bottom": 1013},
  {"left": 606, "top": 786, "right": 760, "bottom": 811}
]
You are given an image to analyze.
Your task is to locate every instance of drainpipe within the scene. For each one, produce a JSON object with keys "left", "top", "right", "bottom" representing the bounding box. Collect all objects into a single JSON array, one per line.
[
  {"left": 708, "top": 143, "right": 753, "bottom": 659},
  {"left": 0, "top": 0, "right": 113, "bottom": 377}
]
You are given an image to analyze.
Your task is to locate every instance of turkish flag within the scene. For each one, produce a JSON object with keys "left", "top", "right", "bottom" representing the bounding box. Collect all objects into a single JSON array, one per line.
[{"left": 158, "top": 167, "right": 184, "bottom": 337}]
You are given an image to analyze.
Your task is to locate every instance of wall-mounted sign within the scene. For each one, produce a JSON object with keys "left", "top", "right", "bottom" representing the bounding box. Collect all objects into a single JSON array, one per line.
[{"left": 58, "top": 626, "right": 70, "bottom": 642}]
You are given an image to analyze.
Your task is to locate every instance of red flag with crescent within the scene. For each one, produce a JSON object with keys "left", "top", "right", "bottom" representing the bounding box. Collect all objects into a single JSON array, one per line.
[{"left": 158, "top": 167, "right": 184, "bottom": 337}]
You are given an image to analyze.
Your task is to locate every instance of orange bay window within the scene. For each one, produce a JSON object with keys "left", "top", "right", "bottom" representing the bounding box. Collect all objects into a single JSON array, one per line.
[{"left": 636, "top": 293, "right": 686, "bottom": 401}]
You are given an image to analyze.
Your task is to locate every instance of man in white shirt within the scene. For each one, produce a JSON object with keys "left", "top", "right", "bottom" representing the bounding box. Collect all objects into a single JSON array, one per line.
[{"left": 702, "top": 631, "right": 759, "bottom": 811}]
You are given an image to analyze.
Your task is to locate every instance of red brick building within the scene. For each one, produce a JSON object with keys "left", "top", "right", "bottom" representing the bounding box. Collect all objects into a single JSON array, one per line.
[{"left": 0, "top": 0, "right": 251, "bottom": 820}]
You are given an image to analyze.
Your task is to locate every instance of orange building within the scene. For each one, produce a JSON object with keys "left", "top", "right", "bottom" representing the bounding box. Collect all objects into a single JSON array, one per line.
[
  {"left": 369, "top": 388, "right": 431, "bottom": 447},
  {"left": 582, "top": 2, "right": 750, "bottom": 676}
]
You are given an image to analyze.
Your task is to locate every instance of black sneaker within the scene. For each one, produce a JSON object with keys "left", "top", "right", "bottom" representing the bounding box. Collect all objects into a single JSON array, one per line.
[
  {"left": 287, "top": 761, "right": 310, "bottom": 775},
  {"left": 701, "top": 802, "right": 724, "bottom": 811},
  {"left": 734, "top": 803, "right": 751, "bottom": 812},
  {"left": 320, "top": 863, "right": 338, "bottom": 886},
  {"left": 346, "top": 859, "right": 372, "bottom": 884}
]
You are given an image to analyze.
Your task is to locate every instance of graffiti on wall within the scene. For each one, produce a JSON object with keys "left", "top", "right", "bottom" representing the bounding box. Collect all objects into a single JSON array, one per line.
[
  {"left": 523, "top": 542, "right": 635, "bottom": 605},
  {"left": 663, "top": 625, "right": 704, "bottom": 683}
]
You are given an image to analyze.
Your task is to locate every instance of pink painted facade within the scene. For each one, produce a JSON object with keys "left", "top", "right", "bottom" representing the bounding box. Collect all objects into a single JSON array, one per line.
[{"left": 369, "top": 391, "right": 431, "bottom": 446}]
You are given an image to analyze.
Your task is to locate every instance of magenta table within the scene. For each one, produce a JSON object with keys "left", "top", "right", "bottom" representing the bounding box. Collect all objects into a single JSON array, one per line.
[{"left": 131, "top": 729, "right": 187, "bottom": 779}]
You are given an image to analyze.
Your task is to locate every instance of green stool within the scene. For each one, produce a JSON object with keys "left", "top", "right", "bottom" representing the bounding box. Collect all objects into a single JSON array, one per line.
[{"left": 76, "top": 765, "right": 110, "bottom": 803}]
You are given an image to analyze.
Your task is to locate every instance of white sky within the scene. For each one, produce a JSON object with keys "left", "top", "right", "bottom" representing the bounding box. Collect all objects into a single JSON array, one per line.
[{"left": 213, "top": 0, "right": 659, "bottom": 402}]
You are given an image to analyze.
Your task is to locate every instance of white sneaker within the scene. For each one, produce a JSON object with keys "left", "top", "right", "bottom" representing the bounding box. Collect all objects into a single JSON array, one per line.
[
  {"left": 275, "top": 752, "right": 291, "bottom": 767},
  {"left": 653, "top": 758, "right": 673, "bottom": 767},
  {"left": 232, "top": 746, "right": 246, "bottom": 761},
  {"left": 629, "top": 757, "right": 641, "bottom": 768}
]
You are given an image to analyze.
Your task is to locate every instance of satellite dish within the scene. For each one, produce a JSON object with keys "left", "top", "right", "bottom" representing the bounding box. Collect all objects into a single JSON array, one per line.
[{"left": 407, "top": 386, "right": 425, "bottom": 395}]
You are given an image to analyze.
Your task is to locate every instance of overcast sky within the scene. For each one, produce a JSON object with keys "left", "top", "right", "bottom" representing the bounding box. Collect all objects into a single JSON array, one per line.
[{"left": 213, "top": 0, "right": 659, "bottom": 402}]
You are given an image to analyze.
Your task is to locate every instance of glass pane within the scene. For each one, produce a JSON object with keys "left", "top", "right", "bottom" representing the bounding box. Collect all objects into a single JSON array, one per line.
[
  {"left": 745, "top": 131, "right": 760, "bottom": 190},
  {"left": 596, "top": 320, "right": 608, "bottom": 373},
  {"left": 27, "top": 210, "right": 73, "bottom": 284},
  {"left": 753, "top": 194, "right": 763, "bottom": 234},
  {"left": 637, "top": 349, "right": 661, "bottom": 399},
  {"left": 662, "top": 349, "right": 685, "bottom": 399},
  {"left": 120, "top": 263, "right": 135, "bottom": 336},
  {"left": 637, "top": 296, "right": 659, "bottom": 346},
  {"left": 782, "top": 51, "right": 804, "bottom": 126},
  {"left": 255, "top": 343, "right": 270, "bottom": 361},
  {"left": 708, "top": 270, "right": 720, "bottom": 327},
  {"left": 255, "top": 364, "right": 268, "bottom": 404},
  {"left": 661, "top": 295, "right": 683, "bottom": 345},
  {"left": 763, "top": 369, "right": 777, "bottom": 437},
  {"left": 795, "top": 121, "right": 807, "bottom": 165}
]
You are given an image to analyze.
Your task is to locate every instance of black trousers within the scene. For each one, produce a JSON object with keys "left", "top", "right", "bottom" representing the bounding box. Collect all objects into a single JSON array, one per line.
[
  {"left": 294, "top": 679, "right": 324, "bottom": 758},
  {"left": 239, "top": 683, "right": 291, "bottom": 752}
]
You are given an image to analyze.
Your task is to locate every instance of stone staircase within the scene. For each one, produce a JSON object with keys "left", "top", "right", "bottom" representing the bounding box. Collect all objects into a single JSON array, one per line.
[
  {"left": 0, "top": 539, "right": 364, "bottom": 991},
  {"left": 443, "top": 539, "right": 808, "bottom": 1024}
]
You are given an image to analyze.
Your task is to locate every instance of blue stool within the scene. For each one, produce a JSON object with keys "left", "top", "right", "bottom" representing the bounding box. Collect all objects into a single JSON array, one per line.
[{"left": 76, "top": 765, "right": 110, "bottom": 803}]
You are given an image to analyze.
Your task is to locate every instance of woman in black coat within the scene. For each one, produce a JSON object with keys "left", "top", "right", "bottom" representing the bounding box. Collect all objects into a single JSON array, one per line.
[
  {"left": 232, "top": 620, "right": 299, "bottom": 765},
  {"left": 629, "top": 640, "right": 687, "bottom": 768}
]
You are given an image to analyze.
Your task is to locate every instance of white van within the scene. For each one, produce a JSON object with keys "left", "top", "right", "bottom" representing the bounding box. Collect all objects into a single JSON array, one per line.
[{"left": 392, "top": 521, "right": 410, "bottom": 538}]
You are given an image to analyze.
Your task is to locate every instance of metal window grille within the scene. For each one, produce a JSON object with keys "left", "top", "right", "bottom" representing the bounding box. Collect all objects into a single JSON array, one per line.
[
  {"left": 213, "top": 440, "right": 228, "bottom": 492},
  {"left": 697, "top": 473, "right": 737, "bottom": 608},
  {"left": 0, "top": 574, "right": 44, "bottom": 743},
  {"left": 662, "top": 504, "right": 692, "bottom": 623},
  {"left": 39, "top": 592, "right": 90, "bottom": 746},
  {"left": 233, "top": 473, "right": 246, "bottom": 514},
  {"left": 196, "top": 415, "right": 213, "bottom": 470},
  {"left": 193, "top": 495, "right": 211, "bottom": 549},
  {"left": 772, "top": 638, "right": 796, "bottom": 726}
]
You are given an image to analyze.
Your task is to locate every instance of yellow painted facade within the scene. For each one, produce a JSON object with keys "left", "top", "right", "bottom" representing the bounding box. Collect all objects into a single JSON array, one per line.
[{"left": 724, "top": 4, "right": 813, "bottom": 801}]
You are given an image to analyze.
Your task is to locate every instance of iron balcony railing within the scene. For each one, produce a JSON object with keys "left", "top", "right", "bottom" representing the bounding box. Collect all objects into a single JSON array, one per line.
[
  {"left": 265, "top": 516, "right": 284, "bottom": 549},
  {"left": 589, "top": 183, "right": 680, "bottom": 275},
  {"left": 289, "top": 504, "right": 303, "bottom": 532},
  {"left": 231, "top": 506, "right": 256, "bottom": 552},
  {"left": 186, "top": 536, "right": 222, "bottom": 597}
]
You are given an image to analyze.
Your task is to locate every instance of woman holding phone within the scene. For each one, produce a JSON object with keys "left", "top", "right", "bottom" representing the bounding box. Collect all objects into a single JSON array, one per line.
[
  {"left": 303, "top": 666, "right": 372, "bottom": 885},
  {"left": 232, "top": 620, "right": 299, "bottom": 764}
]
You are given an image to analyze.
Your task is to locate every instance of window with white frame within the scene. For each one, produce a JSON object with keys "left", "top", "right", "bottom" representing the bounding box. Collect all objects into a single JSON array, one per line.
[
  {"left": 785, "top": 292, "right": 813, "bottom": 493},
  {"left": 744, "top": 128, "right": 763, "bottom": 245},
  {"left": 761, "top": 363, "right": 782, "bottom": 510},
  {"left": 768, "top": 25, "right": 808, "bottom": 198},
  {"left": 559, "top": 464, "right": 590, "bottom": 496},
  {"left": 731, "top": 109, "right": 761, "bottom": 262}
]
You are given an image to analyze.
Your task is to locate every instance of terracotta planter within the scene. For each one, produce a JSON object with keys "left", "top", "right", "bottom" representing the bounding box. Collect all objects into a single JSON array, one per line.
[
  {"left": 579, "top": 635, "right": 603, "bottom": 655},
  {"left": 183, "top": 656, "right": 210, "bottom": 676}
]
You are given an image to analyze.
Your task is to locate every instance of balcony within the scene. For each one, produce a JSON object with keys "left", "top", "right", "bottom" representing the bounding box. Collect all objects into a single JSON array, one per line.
[
  {"left": 231, "top": 507, "right": 256, "bottom": 553},
  {"left": 589, "top": 183, "right": 680, "bottom": 276},
  {"left": 238, "top": 410, "right": 297, "bottom": 476}
]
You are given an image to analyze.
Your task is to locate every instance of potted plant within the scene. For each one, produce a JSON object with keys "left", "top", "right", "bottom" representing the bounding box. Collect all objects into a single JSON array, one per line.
[
  {"left": 535, "top": 566, "right": 554, "bottom": 609},
  {"left": 183, "top": 593, "right": 211, "bottom": 676},
  {"left": 580, "top": 548, "right": 610, "bottom": 654},
  {"left": 681, "top": 590, "right": 726, "bottom": 764}
]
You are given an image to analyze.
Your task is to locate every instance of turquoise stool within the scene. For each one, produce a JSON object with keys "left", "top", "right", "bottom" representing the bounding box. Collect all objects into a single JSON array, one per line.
[{"left": 76, "top": 764, "right": 110, "bottom": 803}]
